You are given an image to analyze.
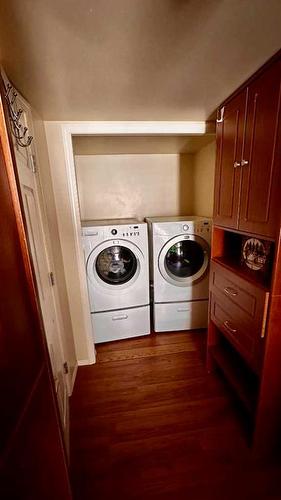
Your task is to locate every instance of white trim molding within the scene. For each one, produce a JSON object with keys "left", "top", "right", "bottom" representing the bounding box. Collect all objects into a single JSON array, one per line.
[{"left": 62, "top": 120, "right": 206, "bottom": 136}]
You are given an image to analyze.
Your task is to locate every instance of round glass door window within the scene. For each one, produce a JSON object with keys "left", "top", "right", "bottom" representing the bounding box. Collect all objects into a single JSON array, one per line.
[
  {"left": 96, "top": 245, "right": 137, "bottom": 285},
  {"left": 165, "top": 240, "right": 205, "bottom": 279}
]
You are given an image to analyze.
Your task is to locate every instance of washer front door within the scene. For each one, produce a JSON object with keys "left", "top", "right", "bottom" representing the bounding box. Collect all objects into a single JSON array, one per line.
[
  {"left": 158, "top": 234, "right": 210, "bottom": 287},
  {"left": 87, "top": 239, "right": 143, "bottom": 292}
]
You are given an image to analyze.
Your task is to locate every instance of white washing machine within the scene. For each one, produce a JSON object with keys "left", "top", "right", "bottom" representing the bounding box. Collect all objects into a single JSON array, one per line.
[
  {"left": 146, "top": 216, "right": 212, "bottom": 332},
  {"left": 82, "top": 219, "right": 150, "bottom": 343}
]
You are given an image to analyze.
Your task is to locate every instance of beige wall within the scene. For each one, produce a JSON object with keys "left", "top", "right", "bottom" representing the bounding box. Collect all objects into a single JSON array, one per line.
[
  {"left": 193, "top": 141, "right": 216, "bottom": 217},
  {"left": 75, "top": 154, "right": 194, "bottom": 221},
  {"left": 31, "top": 112, "right": 77, "bottom": 386}
]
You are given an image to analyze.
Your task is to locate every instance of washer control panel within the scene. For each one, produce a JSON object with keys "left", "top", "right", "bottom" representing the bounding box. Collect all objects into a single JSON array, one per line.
[
  {"left": 109, "top": 225, "right": 141, "bottom": 237},
  {"left": 122, "top": 225, "right": 140, "bottom": 237}
]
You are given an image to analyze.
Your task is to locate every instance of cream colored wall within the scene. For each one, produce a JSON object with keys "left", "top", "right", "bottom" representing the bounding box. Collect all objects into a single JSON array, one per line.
[
  {"left": 31, "top": 112, "right": 77, "bottom": 386},
  {"left": 193, "top": 141, "right": 216, "bottom": 217},
  {"left": 75, "top": 154, "right": 194, "bottom": 221}
]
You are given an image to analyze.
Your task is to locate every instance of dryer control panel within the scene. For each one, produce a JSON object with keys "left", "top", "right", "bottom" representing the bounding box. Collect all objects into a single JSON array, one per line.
[
  {"left": 151, "top": 218, "right": 212, "bottom": 244},
  {"left": 194, "top": 220, "right": 211, "bottom": 235}
]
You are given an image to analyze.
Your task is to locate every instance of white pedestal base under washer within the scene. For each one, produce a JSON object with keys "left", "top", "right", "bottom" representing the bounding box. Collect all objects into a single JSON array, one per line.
[
  {"left": 146, "top": 216, "right": 212, "bottom": 333},
  {"left": 82, "top": 219, "right": 150, "bottom": 343}
]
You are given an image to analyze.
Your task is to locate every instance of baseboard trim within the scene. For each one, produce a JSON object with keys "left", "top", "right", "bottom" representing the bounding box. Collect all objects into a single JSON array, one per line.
[
  {"left": 78, "top": 358, "right": 96, "bottom": 366},
  {"left": 69, "top": 363, "right": 78, "bottom": 395}
]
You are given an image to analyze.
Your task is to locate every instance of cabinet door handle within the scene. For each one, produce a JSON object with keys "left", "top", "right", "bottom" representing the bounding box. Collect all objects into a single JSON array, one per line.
[
  {"left": 224, "top": 287, "right": 238, "bottom": 297},
  {"left": 233, "top": 161, "right": 241, "bottom": 168},
  {"left": 223, "top": 320, "right": 237, "bottom": 334},
  {"left": 112, "top": 314, "right": 128, "bottom": 321},
  {"left": 241, "top": 159, "right": 249, "bottom": 166}
]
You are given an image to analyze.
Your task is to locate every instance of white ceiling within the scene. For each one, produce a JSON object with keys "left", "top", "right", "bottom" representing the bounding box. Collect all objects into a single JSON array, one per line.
[
  {"left": 0, "top": 0, "right": 280, "bottom": 121},
  {"left": 72, "top": 134, "right": 215, "bottom": 155}
]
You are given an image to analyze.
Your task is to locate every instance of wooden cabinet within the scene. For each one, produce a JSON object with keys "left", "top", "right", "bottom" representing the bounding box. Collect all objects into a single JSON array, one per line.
[
  {"left": 209, "top": 261, "right": 269, "bottom": 373},
  {"left": 208, "top": 52, "right": 281, "bottom": 456},
  {"left": 214, "top": 59, "right": 281, "bottom": 239},
  {"left": 214, "top": 91, "right": 246, "bottom": 229}
]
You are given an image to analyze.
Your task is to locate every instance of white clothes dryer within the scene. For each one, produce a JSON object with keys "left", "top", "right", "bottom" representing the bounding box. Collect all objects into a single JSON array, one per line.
[
  {"left": 146, "top": 216, "right": 212, "bottom": 332},
  {"left": 82, "top": 219, "right": 150, "bottom": 343}
]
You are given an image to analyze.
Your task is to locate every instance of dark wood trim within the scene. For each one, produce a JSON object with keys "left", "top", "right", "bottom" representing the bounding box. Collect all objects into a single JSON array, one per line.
[
  {"left": 1, "top": 365, "right": 45, "bottom": 462},
  {"left": 212, "top": 224, "right": 276, "bottom": 243}
]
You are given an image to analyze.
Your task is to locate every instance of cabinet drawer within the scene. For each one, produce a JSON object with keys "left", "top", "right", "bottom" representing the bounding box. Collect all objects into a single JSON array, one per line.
[
  {"left": 210, "top": 291, "right": 255, "bottom": 363},
  {"left": 210, "top": 261, "right": 269, "bottom": 333}
]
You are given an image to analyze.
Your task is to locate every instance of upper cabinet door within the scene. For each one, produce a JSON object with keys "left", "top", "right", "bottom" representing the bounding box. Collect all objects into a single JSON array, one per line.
[
  {"left": 213, "top": 90, "right": 247, "bottom": 229},
  {"left": 239, "top": 61, "right": 281, "bottom": 238}
]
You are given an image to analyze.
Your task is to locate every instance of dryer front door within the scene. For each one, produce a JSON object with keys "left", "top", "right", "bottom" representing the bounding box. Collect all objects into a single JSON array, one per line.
[{"left": 158, "top": 234, "right": 210, "bottom": 287}]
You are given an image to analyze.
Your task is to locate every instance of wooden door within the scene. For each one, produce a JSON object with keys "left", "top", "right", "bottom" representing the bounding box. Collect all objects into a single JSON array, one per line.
[
  {"left": 213, "top": 90, "right": 247, "bottom": 229},
  {"left": 0, "top": 93, "right": 72, "bottom": 497},
  {"left": 11, "top": 92, "right": 69, "bottom": 433},
  {"left": 239, "top": 60, "right": 281, "bottom": 238}
]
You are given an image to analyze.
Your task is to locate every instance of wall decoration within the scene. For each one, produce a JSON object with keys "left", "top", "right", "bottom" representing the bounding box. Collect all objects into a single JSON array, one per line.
[{"left": 241, "top": 237, "right": 272, "bottom": 273}]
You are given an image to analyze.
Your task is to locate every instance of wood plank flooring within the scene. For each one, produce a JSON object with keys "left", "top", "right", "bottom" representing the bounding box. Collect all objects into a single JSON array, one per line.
[{"left": 70, "top": 331, "right": 281, "bottom": 499}]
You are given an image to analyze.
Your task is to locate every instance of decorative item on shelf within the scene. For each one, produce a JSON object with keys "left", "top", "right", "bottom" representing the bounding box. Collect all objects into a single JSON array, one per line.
[
  {"left": 4, "top": 83, "right": 33, "bottom": 148},
  {"left": 241, "top": 237, "right": 273, "bottom": 276}
]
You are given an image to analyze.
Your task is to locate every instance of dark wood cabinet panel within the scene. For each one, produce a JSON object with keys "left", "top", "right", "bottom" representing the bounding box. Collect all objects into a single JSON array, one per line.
[
  {"left": 209, "top": 261, "right": 269, "bottom": 373},
  {"left": 213, "top": 56, "right": 281, "bottom": 239},
  {"left": 213, "top": 91, "right": 247, "bottom": 229},
  {"left": 0, "top": 138, "right": 44, "bottom": 451},
  {"left": 210, "top": 291, "right": 255, "bottom": 363},
  {"left": 239, "top": 61, "right": 281, "bottom": 238},
  {"left": 0, "top": 89, "right": 72, "bottom": 497},
  {"left": 1, "top": 368, "right": 72, "bottom": 500},
  {"left": 210, "top": 261, "right": 269, "bottom": 327}
]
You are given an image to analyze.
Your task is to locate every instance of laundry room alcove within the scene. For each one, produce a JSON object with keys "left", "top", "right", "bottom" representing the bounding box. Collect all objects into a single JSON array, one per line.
[
  {"left": 44, "top": 121, "right": 216, "bottom": 366},
  {"left": 72, "top": 134, "right": 216, "bottom": 223},
  {"left": 70, "top": 132, "right": 216, "bottom": 350}
]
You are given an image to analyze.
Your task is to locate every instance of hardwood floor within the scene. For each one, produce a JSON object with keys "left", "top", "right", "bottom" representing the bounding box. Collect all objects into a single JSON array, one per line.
[{"left": 70, "top": 331, "right": 281, "bottom": 499}]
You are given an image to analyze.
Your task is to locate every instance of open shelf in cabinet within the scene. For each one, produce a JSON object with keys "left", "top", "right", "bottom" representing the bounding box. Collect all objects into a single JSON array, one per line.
[
  {"left": 209, "top": 327, "right": 260, "bottom": 416},
  {"left": 211, "top": 226, "right": 274, "bottom": 290}
]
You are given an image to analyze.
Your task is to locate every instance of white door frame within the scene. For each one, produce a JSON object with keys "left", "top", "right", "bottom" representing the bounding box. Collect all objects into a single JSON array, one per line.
[{"left": 48, "top": 121, "right": 206, "bottom": 365}]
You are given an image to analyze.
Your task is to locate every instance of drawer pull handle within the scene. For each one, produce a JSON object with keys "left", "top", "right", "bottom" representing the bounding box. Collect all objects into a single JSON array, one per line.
[
  {"left": 224, "top": 287, "right": 238, "bottom": 297},
  {"left": 177, "top": 307, "right": 190, "bottom": 312},
  {"left": 112, "top": 314, "right": 128, "bottom": 321},
  {"left": 223, "top": 320, "right": 237, "bottom": 334}
]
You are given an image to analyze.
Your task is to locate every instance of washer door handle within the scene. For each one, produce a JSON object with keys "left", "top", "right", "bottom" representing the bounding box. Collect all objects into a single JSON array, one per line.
[{"left": 112, "top": 314, "right": 128, "bottom": 321}]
